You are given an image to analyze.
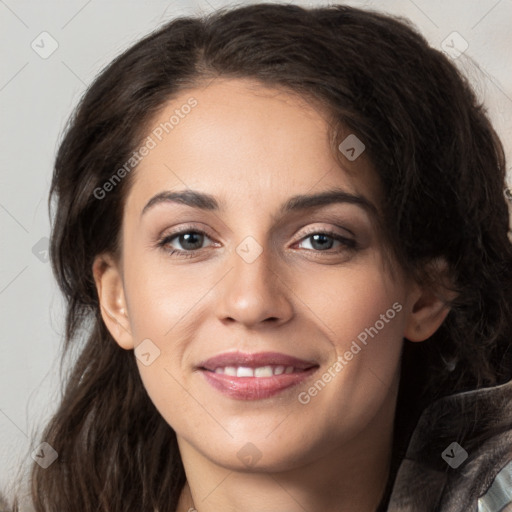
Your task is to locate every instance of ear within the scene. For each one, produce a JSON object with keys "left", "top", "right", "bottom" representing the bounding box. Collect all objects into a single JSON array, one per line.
[
  {"left": 403, "top": 258, "right": 458, "bottom": 342},
  {"left": 92, "top": 253, "right": 134, "bottom": 350}
]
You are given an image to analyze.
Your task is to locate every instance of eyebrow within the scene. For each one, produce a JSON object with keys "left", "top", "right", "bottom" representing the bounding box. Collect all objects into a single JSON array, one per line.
[{"left": 140, "top": 188, "right": 377, "bottom": 218}]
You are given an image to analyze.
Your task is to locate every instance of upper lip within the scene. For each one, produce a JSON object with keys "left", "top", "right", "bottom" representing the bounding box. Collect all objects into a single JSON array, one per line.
[{"left": 198, "top": 351, "right": 318, "bottom": 371}]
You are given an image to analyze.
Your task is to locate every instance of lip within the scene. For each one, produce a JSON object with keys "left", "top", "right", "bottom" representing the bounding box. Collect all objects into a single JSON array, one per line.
[
  {"left": 197, "top": 351, "right": 319, "bottom": 400},
  {"left": 198, "top": 351, "right": 317, "bottom": 371}
]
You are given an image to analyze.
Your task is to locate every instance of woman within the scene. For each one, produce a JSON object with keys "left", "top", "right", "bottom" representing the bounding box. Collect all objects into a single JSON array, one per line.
[{"left": 12, "top": 3, "right": 512, "bottom": 511}]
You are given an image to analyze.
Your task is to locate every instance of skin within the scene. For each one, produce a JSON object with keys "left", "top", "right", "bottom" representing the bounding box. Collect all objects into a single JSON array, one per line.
[{"left": 93, "top": 78, "right": 451, "bottom": 512}]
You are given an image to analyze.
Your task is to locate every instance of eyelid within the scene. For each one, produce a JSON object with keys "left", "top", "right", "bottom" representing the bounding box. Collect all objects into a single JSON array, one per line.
[
  {"left": 294, "top": 224, "right": 356, "bottom": 241},
  {"left": 158, "top": 223, "right": 218, "bottom": 242}
]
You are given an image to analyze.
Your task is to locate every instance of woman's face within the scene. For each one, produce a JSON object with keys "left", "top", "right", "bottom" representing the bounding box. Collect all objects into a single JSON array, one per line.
[{"left": 95, "top": 78, "right": 439, "bottom": 473}]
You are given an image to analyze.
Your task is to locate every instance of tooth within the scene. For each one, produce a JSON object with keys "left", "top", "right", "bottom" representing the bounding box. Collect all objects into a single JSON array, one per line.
[
  {"left": 224, "top": 366, "right": 237, "bottom": 376},
  {"left": 284, "top": 366, "right": 294, "bottom": 374},
  {"left": 214, "top": 367, "right": 224, "bottom": 374},
  {"left": 274, "top": 365, "right": 285, "bottom": 375},
  {"left": 237, "top": 367, "right": 254, "bottom": 377},
  {"left": 254, "top": 366, "right": 273, "bottom": 377}
]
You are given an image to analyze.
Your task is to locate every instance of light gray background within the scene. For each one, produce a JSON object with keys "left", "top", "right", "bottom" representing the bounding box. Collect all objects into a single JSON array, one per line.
[{"left": 1, "top": 0, "right": 511, "bottom": 507}]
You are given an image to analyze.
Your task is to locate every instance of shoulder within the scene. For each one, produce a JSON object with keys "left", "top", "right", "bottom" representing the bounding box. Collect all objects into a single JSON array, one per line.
[{"left": 388, "top": 377, "right": 512, "bottom": 511}]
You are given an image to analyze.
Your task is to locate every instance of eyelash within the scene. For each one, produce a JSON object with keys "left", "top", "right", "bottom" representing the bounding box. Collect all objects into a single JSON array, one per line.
[{"left": 156, "top": 225, "right": 357, "bottom": 259}]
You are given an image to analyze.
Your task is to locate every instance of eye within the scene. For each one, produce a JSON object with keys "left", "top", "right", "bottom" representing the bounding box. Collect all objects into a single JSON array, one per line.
[
  {"left": 156, "top": 226, "right": 357, "bottom": 259},
  {"left": 296, "top": 229, "right": 357, "bottom": 252},
  {"left": 157, "top": 228, "right": 215, "bottom": 258}
]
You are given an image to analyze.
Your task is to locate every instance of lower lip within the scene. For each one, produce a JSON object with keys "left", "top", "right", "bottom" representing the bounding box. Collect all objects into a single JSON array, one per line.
[{"left": 200, "top": 367, "right": 318, "bottom": 400}]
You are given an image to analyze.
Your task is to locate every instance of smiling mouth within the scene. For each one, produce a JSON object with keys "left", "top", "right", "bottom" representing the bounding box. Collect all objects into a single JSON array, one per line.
[
  {"left": 197, "top": 351, "right": 319, "bottom": 400},
  {"left": 199, "top": 366, "right": 319, "bottom": 400},
  {"left": 202, "top": 364, "right": 312, "bottom": 377}
]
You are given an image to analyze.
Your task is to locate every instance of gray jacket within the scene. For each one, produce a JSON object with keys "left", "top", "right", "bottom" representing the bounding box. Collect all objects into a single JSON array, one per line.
[{"left": 386, "top": 377, "right": 512, "bottom": 511}]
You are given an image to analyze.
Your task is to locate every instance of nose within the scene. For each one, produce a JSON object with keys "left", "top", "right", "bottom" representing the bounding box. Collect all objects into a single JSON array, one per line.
[{"left": 215, "top": 241, "right": 294, "bottom": 329}]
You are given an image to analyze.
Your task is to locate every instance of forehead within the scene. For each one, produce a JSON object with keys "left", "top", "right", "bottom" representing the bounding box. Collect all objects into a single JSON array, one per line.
[{"left": 126, "top": 77, "right": 380, "bottom": 216}]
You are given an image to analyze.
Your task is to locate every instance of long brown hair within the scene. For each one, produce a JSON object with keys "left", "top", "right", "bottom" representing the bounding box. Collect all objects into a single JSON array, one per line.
[{"left": 13, "top": 3, "right": 512, "bottom": 511}]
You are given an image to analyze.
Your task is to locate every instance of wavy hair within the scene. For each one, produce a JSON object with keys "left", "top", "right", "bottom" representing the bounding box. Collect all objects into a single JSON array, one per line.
[{"left": 12, "top": 3, "right": 512, "bottom": 511}]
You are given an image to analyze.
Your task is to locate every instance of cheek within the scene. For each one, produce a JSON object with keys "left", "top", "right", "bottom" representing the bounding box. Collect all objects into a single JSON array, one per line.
[
  {"left": 122, "top": 261, "right": 203, "bottom": 428},
  {"left": 123, "top": 250, "right": 206, "bottom": 339},
  {"left": 292, "top": 257, "right": 405, "bottom": 351},
  {"left": 121, "top": 252, "right": 217, "bottom": 426},
  {"left": 291, "top": 258, "right": 406, "bottom": 413}
]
